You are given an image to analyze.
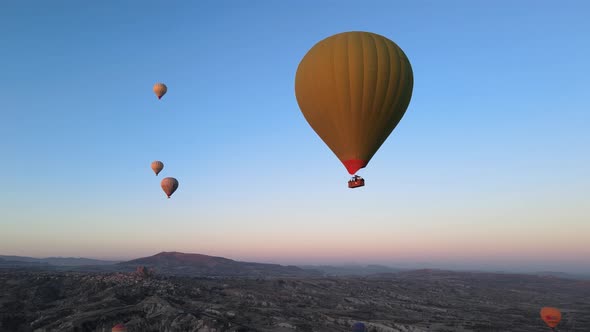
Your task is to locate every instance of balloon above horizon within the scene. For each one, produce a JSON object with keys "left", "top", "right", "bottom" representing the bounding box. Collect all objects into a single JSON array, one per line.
[
  {"left": 295, "top": 31, "right": 414, "bottom": 176},
  {"left": 153, "top": 83, "right": 167, "bottom": 100},
  {"left": 151, "top": 160, "right": 164, "bottom": 176},
  {"left": 161, "top": 177, "right": 179, "bottom": 199},
  {"left": 540, "top": 307, "right": 562, "bottom": 329}
]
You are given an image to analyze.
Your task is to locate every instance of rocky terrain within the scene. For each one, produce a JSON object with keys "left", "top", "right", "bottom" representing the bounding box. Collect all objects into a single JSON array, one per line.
[{"left": 1, "top": 268, "right": 588, "bottom": 332}]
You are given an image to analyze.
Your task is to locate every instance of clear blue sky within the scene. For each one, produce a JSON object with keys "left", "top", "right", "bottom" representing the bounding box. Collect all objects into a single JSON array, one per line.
[{"left": 1, "top": 1, "right": 588, "bottom": 273}]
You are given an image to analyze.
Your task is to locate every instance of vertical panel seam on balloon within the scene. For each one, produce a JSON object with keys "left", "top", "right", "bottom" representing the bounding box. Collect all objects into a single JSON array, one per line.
[{"left": 329, "top": 35, "right": 345, "bottom": 160}]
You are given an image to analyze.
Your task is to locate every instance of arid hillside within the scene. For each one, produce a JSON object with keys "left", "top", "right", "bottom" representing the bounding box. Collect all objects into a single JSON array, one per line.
[{"left": 1, "top": 269, "right": 588, "bottom": 332}]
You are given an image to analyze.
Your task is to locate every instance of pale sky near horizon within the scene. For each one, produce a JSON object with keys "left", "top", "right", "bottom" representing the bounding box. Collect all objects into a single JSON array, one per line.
[{"left": 1, "top": 1, "right": 589, "bottom": 274}]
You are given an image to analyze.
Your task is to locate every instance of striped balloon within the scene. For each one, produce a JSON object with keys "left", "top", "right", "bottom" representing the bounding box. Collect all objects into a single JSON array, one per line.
[{"left": 295, "top": 31, "right": 413, "bottom": 175}]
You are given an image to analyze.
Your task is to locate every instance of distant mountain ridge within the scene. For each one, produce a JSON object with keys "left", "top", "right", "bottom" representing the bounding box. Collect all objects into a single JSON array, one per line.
[
  {"left": 0, "top": 257, "right": 50, "bottom": 267},
  {"left": 298, "top": 264, "right": 404, "bottom": 276},
  {"left": 0, "top": 255, "right": 119, "bottom": 266},
  {"left": 1, "top": 253, "right": 588, "bottom": 280},
  {"left": 122, "top": 251, "right": 234, "bottom": 267},
  {"left": 118, "top": 251, "right": 319, "bottom": 277}
]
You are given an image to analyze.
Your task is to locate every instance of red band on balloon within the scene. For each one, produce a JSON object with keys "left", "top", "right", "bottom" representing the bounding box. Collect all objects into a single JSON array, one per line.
[{"left": 342, "top": 159, "right": 368, "bottom": 175}]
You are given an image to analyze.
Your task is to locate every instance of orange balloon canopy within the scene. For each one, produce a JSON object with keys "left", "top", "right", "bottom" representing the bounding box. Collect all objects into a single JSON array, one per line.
[
  {"left": 153, "top": 83, "right": 167, "bottom": 99},
  {"left": 151, "top": 160, "right": 164, "bottom": 176},
  {"left": 540, "top": 307, "right": 562, "bottom": 328},
  {"left": 161, "top": 177, "right": 179, "bottom": 198},
  {"left": 295, "top": 31, "right": 414, "bottom": 175}
]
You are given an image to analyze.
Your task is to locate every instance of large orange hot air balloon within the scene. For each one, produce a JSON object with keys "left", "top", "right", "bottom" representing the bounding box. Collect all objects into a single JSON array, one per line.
[
  {"left": 153, "top": 83, "right": 167, "bottom": 99},
  {"left": 540, "top": 307, "right": 562, "bottom": 330},
  {"left": 151, "top": 160, "right": 164, "bottom": 176},
  {"left": 161, "top": 177, "right": 178, "bottom": 198},
  {"left": 112, "top": 323, "right": 127, "bottom": 332},
  {"left": 295, "top": 31, "right": 413, "bottom": 187}
]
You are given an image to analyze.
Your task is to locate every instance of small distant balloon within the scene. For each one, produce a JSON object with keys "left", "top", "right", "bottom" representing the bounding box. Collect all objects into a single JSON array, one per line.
[
  {"left": 540, "top": 307, "right": 562, "bottom": 329},
  {"left": 112, "top": 323, "right": 127, "bottom": 332},
  {"left": 153, "top": 83, "right": 167, "bottom": 99},
  {"left": 151, "top": 161, "right": 164, "bottom": 176},
  {"left": 352, "top": 322, "right": 367, "bottom": 332},
  {"left": 161, "top": 177, "right": 179, "bottom": 198}
]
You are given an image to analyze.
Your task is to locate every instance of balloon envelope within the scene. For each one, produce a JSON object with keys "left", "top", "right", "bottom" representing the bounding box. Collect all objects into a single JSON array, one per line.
[
  {"left": 352, "top": 322, "right": 367, "bottom": 332},
  {"left": 153, "top": 83, "right": 167, "bottom": 99},
  {"left": 112, "top": 324, "right": 127, "bottom": 332},
  {"left": 540, "top": 307, "right": 562, "bottom": 328},
  {"left": 295, "top": 31, "right": 414, "bottom": 175},
  {"left": 151, "top": 161, "right": 164, "bottom": 176},
  {"left": 161, "top": 177, "right": 179, "bottom": 198}
]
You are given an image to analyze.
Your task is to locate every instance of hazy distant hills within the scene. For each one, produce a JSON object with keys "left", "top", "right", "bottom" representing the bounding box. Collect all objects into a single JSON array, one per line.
[
  {"left": 0, "top": 255, "right": 119, "bottom": 266},
  {"left": 118, "top": 251, "right": 318, "bottom": 277},
  {"left": 122, "top": 251, "right": 238, "bottom": 267},
  {"left": 2, "top": 253, "right": 404, "bottom": 278},
  {"left": 298, "top": 264, "right": 404, "bottom": 276},
  {"left": 0, "top": 257, "right": 50, "bottom": 267},
  {"left": 0, "top": 252, "right": 317, "bottom": 277},
  {"left": 1, "top": 253, "right": 588, "bottom": 280}
]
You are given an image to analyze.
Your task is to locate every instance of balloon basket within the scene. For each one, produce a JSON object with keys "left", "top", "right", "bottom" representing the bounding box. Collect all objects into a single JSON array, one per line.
[{"left": 348, "top": 176, "right": 365, "bottom": 189}]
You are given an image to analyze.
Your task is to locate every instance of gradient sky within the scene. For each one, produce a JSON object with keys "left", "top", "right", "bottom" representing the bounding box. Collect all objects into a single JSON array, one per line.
[{"left": 1, "top": 1, "right": 589, "bottom": 273}]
